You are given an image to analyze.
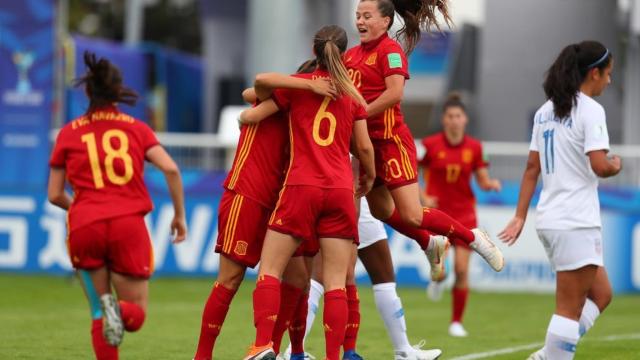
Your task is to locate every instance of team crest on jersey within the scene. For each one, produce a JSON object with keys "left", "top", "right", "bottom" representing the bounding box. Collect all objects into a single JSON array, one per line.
[
  {"left": 462, "top": 149, "right": 473, "bottom": 163},
  {"left": 437, "top": 151, "right": 446, "bottom": 159},
  {"left": 365, "top": 53, "right": 377, "bottom": 65},
  {"left": 234, "top": 241, "right": 248, "bottom": 256}
]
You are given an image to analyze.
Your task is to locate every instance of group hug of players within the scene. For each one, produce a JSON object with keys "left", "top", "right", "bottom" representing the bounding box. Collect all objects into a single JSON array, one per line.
[{"left": 48, "top": 0, "right": 620, "bottom": 359}]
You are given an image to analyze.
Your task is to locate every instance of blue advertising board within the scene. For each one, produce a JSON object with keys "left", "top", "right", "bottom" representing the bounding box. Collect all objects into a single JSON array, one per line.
[{"left": 0, "top": 0, "right": 55, "bottom": 189}]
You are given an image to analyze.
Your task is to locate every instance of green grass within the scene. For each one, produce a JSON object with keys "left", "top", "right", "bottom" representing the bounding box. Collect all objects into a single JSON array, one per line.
[{"left": 1, "top": 274, "right": 638, "bottom": 359}]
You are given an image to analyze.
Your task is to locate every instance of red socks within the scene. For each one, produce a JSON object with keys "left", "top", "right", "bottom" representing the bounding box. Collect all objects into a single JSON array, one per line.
[
  {"left": 194, "top": 282, "right": 237, "bottom": 360},
  {"left": 452, "top": 287, "right": 469, "bottom": 323},
  {"left": 385, "top": 209, "right": 433, "bottom": 249},
  {"left": 421, "top": 208, "right": 475, "bottom": 244},
  {"left": 118, "top": 301, "right": 145, "bottom": 332},
  {"left": 289, "top": 291, "right": 309, "bottom": 354},
  {"left": 343, "top": 285, "right": 360, "bottom": 353},
  {"left": 271, "top": 282, "right": 304, "bottom": 354},
  {"left": 323, "top": 289, "right": 348, "bottom": 360},
  {"left": 91, "top": 319, "right": 118, "bottom": 360},
  {"left": 253, "top": 275, "right": 281, "bottom": 347}
]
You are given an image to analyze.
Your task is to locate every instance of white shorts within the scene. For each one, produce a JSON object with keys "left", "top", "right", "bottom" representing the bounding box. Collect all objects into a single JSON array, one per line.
[
  {"left": 537, "top": 228, "right": 604, "bottom": 272},
  {"left": 357, "top": 198, "right": 388, "bottom": 249}
]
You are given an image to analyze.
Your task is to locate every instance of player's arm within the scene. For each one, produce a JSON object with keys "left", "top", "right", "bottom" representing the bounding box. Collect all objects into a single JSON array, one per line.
[
  {"left": 587, "top": 150, "right": 622, "bottom": 178},
  {"left": 364, "top": 74, "right": 404, "bottom": 117},
  {"left": 146, "top": 145, "right": 187, "bottom": 243},
  {"left": 47, "top": 167, "right": 72, "bottom": 210},
  {"left": 254, "top": 72, "right": 337, "bottom": 101},
  {"left": 498, "top": 150, "right": 540, "bottom": 245},
  {"left": 417, "top": 166, "right": 438, "bottom": 208},
  {"left": 353, "top": 119, "right": 375, "bottom": 197},
  {"left": 242, "top": 87, "right": 257, "bottom": 104},
  {"left": 475, "top": 167, "right": 502, "bottom": 191},
  {"left": 239, "top": 99, "right": 279, "bottom": 125}
]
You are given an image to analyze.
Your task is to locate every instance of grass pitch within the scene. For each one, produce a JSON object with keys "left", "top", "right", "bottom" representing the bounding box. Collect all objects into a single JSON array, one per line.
[{"left": 1, "top": 274, "right": 638, "bottom": 359}]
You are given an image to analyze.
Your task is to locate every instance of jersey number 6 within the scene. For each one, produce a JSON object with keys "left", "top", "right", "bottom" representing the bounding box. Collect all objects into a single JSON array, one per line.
[
  {"left": 81, "top": 129, "right": 134, "bottom": 189},
  {"left": 313, "top": 97, "right": 337, "bottom": 147}
]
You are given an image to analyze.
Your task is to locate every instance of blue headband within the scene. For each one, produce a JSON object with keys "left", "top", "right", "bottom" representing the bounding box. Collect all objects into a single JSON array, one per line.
[{"left": 586, "top": 49, "right": 610, "bottom": 69}]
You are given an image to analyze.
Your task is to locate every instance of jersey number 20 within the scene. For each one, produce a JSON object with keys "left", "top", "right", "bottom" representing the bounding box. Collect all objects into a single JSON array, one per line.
[{"left": 81, "top": 129, "right": 134, "bottom": 189}]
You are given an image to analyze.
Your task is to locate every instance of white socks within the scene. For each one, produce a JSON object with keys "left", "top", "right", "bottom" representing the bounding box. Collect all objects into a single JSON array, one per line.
[
  {"left": 545, "top": 314, "right": 579, "bottom": 360},
  {"left": 579, "top": 298, "right": 600, "bottom": 337},
  {"left": 373, "top": 282, "right": 413, "bottom": 352},
  {"left": 304, "top": 279, "right": 324, "bottom": 342}
]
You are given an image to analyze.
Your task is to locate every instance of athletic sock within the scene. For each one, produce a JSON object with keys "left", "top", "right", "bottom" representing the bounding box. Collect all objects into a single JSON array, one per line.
[
  {"left": 343, "top": 285, "right": 361, "bottom": 353},
  {"left": 323, "top": 289, "right": 348, "bottom": 360},
  {"left": 289, "top": 291, "right": 309, "bottom": 354},
  {"left": 272, "top": 282, "right": 303, "bottom": 354},
  {"left": 91, "top": 319, "right": 118, "bottom": 360},
  {"left": 544, "top": 314, "right": 579, "bottom": 360},
  {"left": 421, "top": 207, "right": 475, "bottom": 244},
  {"left": 253, "top": 275, "right": 281, "bottom": 347},
  {"left": 372, "top": 282, "right": 412, "bottom": 352},
  {"left": 452, "top": 287, "right": 469, "bottom": 323},
  {"left": 194, "top": 282, "right": 237, "bottom": 360},
  {"left": 118, "top": 301, "right": 145, "bottom": 332},
  {"left": 579, "top": 298, "right": 601, "bottom": 337},
  {"left": 385, "top": 209, "right": 432, "bottom": 249}
]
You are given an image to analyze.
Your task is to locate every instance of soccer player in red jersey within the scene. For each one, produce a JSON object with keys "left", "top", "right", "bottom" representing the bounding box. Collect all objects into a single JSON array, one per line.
[
  {"left": 344, "top": 0, "right": 505, "bottom": 282},
  {"left": 420, "top": 93, "right": 501, "bottom": 338},
  {"left": 48, "top": 52, "right": 187, "bottom": 360},
  {"left": 193, "top": 70, "right": 334, "bottom": 359},
  {"left": 238, "top": 25, "right": 376, "bottom": 360}
]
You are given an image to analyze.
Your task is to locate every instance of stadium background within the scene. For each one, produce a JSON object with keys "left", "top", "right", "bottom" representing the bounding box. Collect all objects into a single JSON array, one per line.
[{"left": 1, "top": 1, "right": 640, "bottom": 359}]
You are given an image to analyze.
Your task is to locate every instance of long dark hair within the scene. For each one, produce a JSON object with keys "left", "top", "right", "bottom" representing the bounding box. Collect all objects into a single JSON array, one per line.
[
  {"left": 364, "top": 0, "right": 452, "bottom": 55},
  {"left": 313, "top": 25, "right": 366, "bottom": 105},
  {"left": 543, "top": 41, "right": 611, "bottom": 119},
  {"left": 74, "top": 51, "right": 138, "bottom": 112}
]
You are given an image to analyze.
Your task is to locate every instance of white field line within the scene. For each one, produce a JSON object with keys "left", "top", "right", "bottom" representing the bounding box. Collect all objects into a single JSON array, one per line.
[{"left": 449, "top": 333, "right": 640, "bottom": 360}]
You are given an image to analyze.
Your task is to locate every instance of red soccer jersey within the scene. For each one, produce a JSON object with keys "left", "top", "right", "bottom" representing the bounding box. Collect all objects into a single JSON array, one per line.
[
  {"left": 272, "top": 69, "right": 368, "bottom": 190},
  {"left": 344, "top": 33, "right": 410, "bottom": 140},
  {"left": 420, "top": 133, "right": 488, "bottom": 220},
  {"left": 49, "top": 106, "right": 159, "bottom": 232},
  {"left": 223, "top": 111, "right": 290, "bottom": 209}
]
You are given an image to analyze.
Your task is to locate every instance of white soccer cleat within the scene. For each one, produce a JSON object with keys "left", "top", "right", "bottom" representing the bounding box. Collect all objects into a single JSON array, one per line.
[
  {"left": 426, "top": 280, "right": 444, "bottom": 302},
  {"left": 469, "top": 228, "right": 504, "bottom": 271},
  {"left": 394, "top": 340, "right": 442, "bottom": 360},
  {"left": 425, "top": 235, "right": 450, "bottom": 281},
  {"left": 527, "top": 348, "right": 546, "bottom": 360},
  {"left": 448, "top": 322, "right": 468, "bottom": 337},
  {"left": 100, "top": 294, "right": 124, "bottom": 346}
]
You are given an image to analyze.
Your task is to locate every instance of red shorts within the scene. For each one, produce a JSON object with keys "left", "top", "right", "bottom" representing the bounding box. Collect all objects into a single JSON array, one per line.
[
  {"left": 269, "top": 185, "right": 357, "bottom": 249},
  {"left": 448, "top": 211, "right": 477, "bottom": 249},
  {"left": 293, "top": 235, "right": 320, "bottom": 257},
  {"left": 215, "top": 190, "right": 270, "bottom": 268},
  {"left": 68, "top": 214, "right": 153, "bottom": 279},
  {"left": 370, "top": 125, "right": 418, "bottom": 190}
]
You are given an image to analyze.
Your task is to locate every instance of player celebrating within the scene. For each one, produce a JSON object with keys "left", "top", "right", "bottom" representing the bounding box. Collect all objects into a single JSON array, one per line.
[
  {"left": 345, "top": 0, "right": 505, "bottom": 284},
  {"left": 239, "top": 25, "right": 376, "bottom": 360},
  {"left": 499, "top": 41, "right": 620, "bottom": 360},
  {"left": 420, "top": 92, "right": 502, "bottom": 337},
  {"left": 47, "top": 51, "right": 187, "bottom": 360}
]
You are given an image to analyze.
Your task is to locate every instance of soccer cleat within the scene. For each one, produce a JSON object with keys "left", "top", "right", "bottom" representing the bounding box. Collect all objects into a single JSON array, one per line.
[
  {"left": 426, "top": 280, "right": 444, "bottom": 302},
  {"left": 342, "top": 349, "right": 364, "bottom": 360},
  {"left": 448, "top": 322, "right": 468, "bottom": 337},
  {"left": 281, "top": 347, "right": 315, "bottom": 360},
  {"left": 100, "top": 294, "right": 124, "bottom": 346},
  {"left": 243, "top": 342, "right": 277, "bottom": 360},
  {"left": 425, "top": 235, "right": 450, "bottom": 281},
  {"left": 394, "top": 341, "right": 442, "bottom": 360},
  {"left": 527, "top": 348, "right": 546, "bottom": 360},
  {"left": 469, "top": 229, "right": 504, "bottom": 272}
]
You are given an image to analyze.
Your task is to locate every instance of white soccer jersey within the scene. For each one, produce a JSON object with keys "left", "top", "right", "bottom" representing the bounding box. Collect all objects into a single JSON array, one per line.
[{"left": 529, "top": 92, "right": 610, "bottom": 230}]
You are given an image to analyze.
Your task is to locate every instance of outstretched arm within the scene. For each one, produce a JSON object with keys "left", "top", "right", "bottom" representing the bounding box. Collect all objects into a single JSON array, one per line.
[
  {"left": 239, "top": 99, "right": 279, "bottom": 125},
  {"left": 254, "top": 72, "right": 337, "bottom": 101},
  {"left": 353, "top": 120, "right": 375, "bottom": 197},
  {"left": 475, "top": 167, "right": 502, "bottom": 192},
  {"left": 498, "top": 151, "right": 540, "bottom": 245}
]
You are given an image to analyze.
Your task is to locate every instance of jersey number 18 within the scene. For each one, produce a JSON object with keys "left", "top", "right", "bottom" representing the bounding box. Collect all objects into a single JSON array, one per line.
[{"left": 81, "top": 129, "right": 134, "bottom": 189}]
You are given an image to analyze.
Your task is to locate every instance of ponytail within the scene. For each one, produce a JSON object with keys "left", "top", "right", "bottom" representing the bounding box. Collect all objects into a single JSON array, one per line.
[
  {"left": 543, "top": 41, "right": 611, "bottom": 119},
  {"left": 74, "top": 51, "right": 138, "bottom": 112},
  {"left": 296, "top": 59, "right": 318, "bottom": 74},
  {"left": 313, "top": 25, "right": 366, "bottom": 106}
]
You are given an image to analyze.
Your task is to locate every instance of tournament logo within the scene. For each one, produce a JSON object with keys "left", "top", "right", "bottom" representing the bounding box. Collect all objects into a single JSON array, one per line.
[{"left": 2, "top": 51, "right": 44, "bottom": 106}]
